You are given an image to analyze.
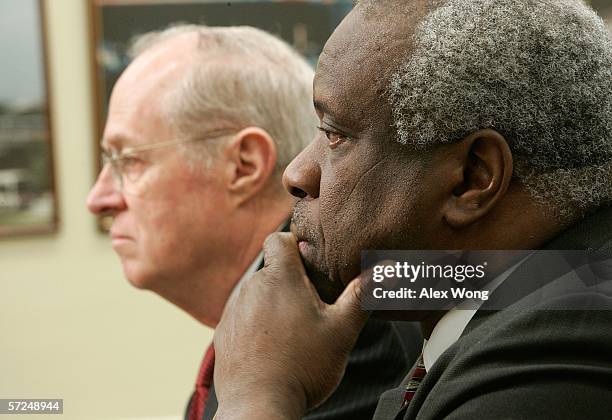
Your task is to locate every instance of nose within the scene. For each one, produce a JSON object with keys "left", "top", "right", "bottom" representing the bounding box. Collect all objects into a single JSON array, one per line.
[
  {"left": 86, "top": 165, "right": 126, "bottom": 215},
  {"left": 283, "top": 142, "right": 320, "bottom": 199}
]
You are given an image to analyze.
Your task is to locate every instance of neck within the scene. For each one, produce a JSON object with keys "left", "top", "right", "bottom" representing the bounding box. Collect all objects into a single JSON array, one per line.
[
  {"left": 419, "top": 187, "right": 572, "bottom": 339},
  {"left": 156, "top": 195, "right": 293, "bottom": 328},
  {"left": 457, "top": 185, "right": 569, "bottom": 250}
]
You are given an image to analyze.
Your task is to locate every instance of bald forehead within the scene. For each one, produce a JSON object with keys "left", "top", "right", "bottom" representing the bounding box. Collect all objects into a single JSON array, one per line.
[
  {"left": 326, "top": 1, "right": 433, "bottom": 78},
  {"left": 114, "top": 32, "right": 199, "bottom": 101},
  {"left": 104, "top": 32, "right": 201, "bottom": 148}
]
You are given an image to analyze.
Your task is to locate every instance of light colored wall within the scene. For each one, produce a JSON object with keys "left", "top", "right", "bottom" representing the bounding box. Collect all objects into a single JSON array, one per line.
[{"left": 0, "top": 1, "right": 211, "bottom": 419}]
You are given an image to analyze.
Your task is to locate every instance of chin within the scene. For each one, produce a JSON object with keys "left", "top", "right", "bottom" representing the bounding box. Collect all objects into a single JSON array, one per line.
[
  {"left": 302, "top": 258, "right": 344, "bottom": 304},
  {"left": 121, "top": 262, "right": 155, "bottom": 291},
  {"left": 124, "top": 273, "right": 150, "bottom": 290}
]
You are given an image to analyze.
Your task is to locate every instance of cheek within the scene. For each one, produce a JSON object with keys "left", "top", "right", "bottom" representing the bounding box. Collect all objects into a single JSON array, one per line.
[
  {"left": 317, "top": 167, "right": 378, "bottom": 282},
  {"left": 136, "top": 204, "right": 177, "bottom": 262},
  {"left": 124, "top": 184, "right": 187, "bottom": 254},
  {"left": 318, "top": 165, "right": 426, "bottom": 284}
]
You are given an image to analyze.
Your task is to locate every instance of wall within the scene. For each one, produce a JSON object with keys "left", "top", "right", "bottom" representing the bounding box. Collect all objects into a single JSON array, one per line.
[
  {"left": 0, "top": 1, "right": 211, "bottom": 419},
  {"left": 2, "top": 1, "right": 608, "bottom": 419}
]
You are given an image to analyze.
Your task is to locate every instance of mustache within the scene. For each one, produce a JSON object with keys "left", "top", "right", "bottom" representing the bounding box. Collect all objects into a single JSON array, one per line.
[{"left": 291, "top": 201, "right": 319, "bottom": 244}]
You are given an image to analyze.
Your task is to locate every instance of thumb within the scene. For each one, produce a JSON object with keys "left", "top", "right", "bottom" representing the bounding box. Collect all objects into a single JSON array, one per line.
[{"left": 331, "top": 275, "right": 371, "bottom": 332}]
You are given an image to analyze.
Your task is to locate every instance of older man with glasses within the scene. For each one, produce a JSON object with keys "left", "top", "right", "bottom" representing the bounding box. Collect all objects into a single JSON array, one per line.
[{"left": 87, "top": 24, "right": 421, "bottom": 420}]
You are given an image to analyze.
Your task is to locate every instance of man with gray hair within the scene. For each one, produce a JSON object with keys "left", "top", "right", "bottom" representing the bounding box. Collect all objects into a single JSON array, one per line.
[
  {"left": 210, "top": 0, "right": 612, "bottom": 419},
  {"left": 86, "top": 24, "right": 420, "bottom": 420}
]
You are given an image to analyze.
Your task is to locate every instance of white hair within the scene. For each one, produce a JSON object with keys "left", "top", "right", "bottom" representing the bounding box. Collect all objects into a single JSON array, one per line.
[
  {"left": 363, "top": 0, "right": 612, "bottom": 218},
  {"left": 129, "top": 24, "right": 317, "bottom": 176}
]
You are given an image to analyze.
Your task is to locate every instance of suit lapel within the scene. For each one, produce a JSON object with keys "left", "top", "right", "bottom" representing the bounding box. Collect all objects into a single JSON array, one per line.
[
  {"left": 391, "top": 206, "right": 612, "bottom": 419},
  {"left": 469, "top": 205, "right": 612, "bottom": 331}
]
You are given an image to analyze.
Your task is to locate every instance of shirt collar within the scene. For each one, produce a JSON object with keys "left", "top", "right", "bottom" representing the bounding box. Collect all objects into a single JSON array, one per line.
[{"left": 422, "top": 257, "right": 526, "bottom": 371}]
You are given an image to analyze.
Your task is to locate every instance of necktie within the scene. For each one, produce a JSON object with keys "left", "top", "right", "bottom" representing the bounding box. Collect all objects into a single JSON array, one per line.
[
  {"left": 403, "top": 354, "right": 426, "bottom": 404},
  {"left": 395, "top": 354, "right": 426, "bottom": 419},
  {"left": 188, "top": 345, "right": 215, "bottom": 420}
]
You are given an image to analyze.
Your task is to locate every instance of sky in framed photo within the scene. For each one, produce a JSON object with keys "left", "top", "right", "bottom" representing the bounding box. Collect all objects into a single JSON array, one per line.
[
  {"left": 0, "top": 0, "right": 56, "bottom": 236},
  {"left": 92, "top": 0, "right": 354, "bottom": 122},
  {"left": 0, "top": 0, "right": 45, "bottom": 106}
]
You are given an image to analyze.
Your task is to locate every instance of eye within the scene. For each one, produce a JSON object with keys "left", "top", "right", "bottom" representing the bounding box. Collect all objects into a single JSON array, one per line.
[
  {"left": 317, "top": 126, "right": 349, "bottom": 149},
  {"left": 120, "top": 155, "right": 140, "bottom": 168},
  {"left": 118, "top": 154, "right": 145, "bottom": 182}
]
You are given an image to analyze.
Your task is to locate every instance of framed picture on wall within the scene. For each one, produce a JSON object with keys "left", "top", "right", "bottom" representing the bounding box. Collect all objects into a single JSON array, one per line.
[
  {"left": 89, "top": 0, "right": 353, "bottom": 230},
  {"left": 0, "top": 0, "right": 58, "bottom": 237}
]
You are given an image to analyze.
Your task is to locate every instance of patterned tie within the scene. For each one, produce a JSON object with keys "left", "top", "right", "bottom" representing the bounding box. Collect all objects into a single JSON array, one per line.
[
  {"left": 400, "top": 354, "right": 426, "bottom": 411},
  {"left": 188, "top": 345, "right": 215, "bottom": 420}
]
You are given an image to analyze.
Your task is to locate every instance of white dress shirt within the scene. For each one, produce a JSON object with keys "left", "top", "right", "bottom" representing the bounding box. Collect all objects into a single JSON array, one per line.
[{"left": 423, "top": 258, "right": 526, "bottom": 371}]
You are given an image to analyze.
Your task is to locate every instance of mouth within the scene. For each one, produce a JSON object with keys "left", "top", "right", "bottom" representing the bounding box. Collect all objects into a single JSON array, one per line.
[
  {"left": 290, "top": 222, "right": 327, "bottom": 279},
  {"left": 110, "top": 231, "right": 131, "bottom": 239},
  {"left": 298, "top": 240, "right": 315, "bottom": 261},
  {"left": 291, "top": 215, "right": 342, "bottom": 303},
  {"left": 110, "top": 231, "right": 133, "bottom": 247},
  {"left": 290, "top": 223, "right": 313, "bottom": 256}
]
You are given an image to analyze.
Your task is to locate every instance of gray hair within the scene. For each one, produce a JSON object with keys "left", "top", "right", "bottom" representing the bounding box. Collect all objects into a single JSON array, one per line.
[
  {"left": 369, "top": 0, "right": 612, "bottom": 217},
  {"left": 129, "top": 24, "right": 317, "bottom": 177}
]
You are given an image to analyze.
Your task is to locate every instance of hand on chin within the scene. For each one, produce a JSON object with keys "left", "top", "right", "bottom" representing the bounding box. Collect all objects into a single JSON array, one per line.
[{"left": 213, "top": 232, "right": 371, "bottom": 418}]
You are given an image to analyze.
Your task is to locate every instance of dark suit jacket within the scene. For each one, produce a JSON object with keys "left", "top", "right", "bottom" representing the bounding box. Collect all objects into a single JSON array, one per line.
[{"left": 374, "top": 206, "right": 612, "bottom": 420}]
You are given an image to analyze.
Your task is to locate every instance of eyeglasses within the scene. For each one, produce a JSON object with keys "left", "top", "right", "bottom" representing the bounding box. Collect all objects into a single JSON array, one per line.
[{"left": 100, "top": 129, "right": 235, "bottom": 192}]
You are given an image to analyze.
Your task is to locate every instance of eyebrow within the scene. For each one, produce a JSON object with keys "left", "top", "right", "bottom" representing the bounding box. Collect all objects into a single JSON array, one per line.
[
  {"left": 313, "top": 99, "right": 334, "bottom": 117},
  {"left": 314, "top": 99, "right": 361, "bottom": 140},
  {"left": 313, "top": 99, "right": 345, "bottom": 130},
  {"left": 100, "top": 135, "right": 126, "bottom": 151}
]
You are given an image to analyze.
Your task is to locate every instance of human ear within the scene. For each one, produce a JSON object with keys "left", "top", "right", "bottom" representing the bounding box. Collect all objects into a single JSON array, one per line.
[
  {"left": 443, "top": 129, "right": 513, "bottom": 228},
  {"left": 224, "top": 127, "right": 277, "bottom": 205}
]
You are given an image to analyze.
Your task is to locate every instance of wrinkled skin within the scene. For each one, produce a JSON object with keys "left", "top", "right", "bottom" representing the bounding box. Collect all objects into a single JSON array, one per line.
[
  {"left": 212, "top": 1, "right": 561, "bottom": 418},
  {"left": 287, "top": 2, "right": 441, "bottom": 304},
  {"left": 213, "top": 6, "right": 439, "bottom": 418},
  {"left": 214, "top": 233, "right": 370, "bottom": 418}
]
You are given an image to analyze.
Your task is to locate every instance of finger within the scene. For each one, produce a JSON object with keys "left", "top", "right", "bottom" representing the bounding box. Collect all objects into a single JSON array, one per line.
[
  {"left": 332, "top": 275, "right": 371, "bottom": 333},
  {"left": 262, "top": 232, "right": 307, "bottom": 277},
  {"left": 216, "top": 276, "right": 240, "bottom": 335}
]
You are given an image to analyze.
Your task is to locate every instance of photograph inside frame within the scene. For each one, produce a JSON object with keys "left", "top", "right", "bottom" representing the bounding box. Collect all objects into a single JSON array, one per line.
[
  {"left": 90, "top": 0, "right": 353, "bottom": 133},
  {"left": 0, "top": 0, "right": 57, "bottom": 237},
  {"left": 90, "top": 0, "right": 353, "bottom": 230}
]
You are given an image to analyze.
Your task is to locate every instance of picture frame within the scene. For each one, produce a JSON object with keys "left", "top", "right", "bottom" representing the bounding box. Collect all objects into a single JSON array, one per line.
[{"left": 0, "top": 0, "right": 58, "bottom": 237}]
